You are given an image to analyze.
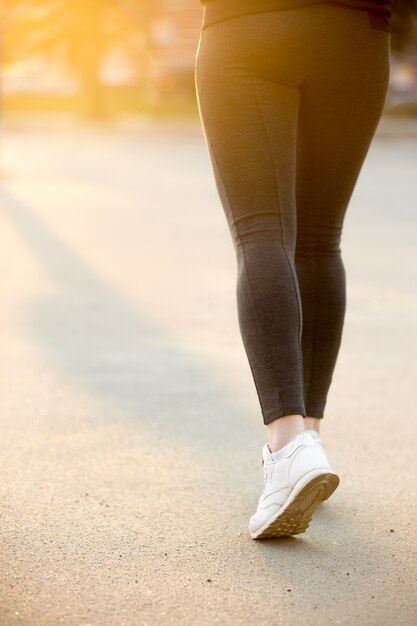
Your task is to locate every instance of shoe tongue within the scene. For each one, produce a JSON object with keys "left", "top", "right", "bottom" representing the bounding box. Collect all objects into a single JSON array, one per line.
[{"left": 262, "top": 443, "right": 273, "bottom": 464}]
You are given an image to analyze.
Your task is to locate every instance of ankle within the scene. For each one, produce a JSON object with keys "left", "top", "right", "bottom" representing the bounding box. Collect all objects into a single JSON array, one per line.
[
  {"left": 304, "top": 416, "right": 321, "bottom": 434},
  {"left": 266, "top": 414, "right": 305, "bottom": 453}
]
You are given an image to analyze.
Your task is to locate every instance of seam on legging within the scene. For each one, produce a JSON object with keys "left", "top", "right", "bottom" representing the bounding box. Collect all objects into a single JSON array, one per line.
[
  {"left": 302, "top": 7, "right": 313, "bottom": 414},
  {"left": 306, "top": 6, "right": 314, "bottom": 84},
  {"left": 249, "top": 29, "right": 305, "bottom": 409},
  {"left": 308, "top": 246, "right": 319, "bottom": 416},
  {"left": 205, "top": 138, "right": 286, "bottom": 419},
  {"left": 304, "top": 9, "right": 325, "bottom": 417}
]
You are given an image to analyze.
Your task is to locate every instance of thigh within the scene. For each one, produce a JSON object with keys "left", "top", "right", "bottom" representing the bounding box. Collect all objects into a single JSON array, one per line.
[
  {"left": 195, "top": 11, "right": 310, "bottom": 249},
  {"left": 296, "top": 4, "right": 391, "bottom": 251}
]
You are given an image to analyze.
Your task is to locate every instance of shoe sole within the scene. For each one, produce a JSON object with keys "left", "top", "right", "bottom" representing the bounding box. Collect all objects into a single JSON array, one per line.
[{"left": 250, "top": 471, "right": 340, "bottom": 540}]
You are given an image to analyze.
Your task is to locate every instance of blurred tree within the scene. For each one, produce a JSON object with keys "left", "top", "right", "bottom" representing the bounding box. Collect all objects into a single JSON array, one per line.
[{"left": 3, "top": 0, "right": 159, "bottom": 118}]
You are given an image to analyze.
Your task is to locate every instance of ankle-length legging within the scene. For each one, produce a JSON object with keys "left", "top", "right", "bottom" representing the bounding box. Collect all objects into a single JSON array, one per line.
[{"left": 194, "top": 3, "right": 390, "bottom": 425}]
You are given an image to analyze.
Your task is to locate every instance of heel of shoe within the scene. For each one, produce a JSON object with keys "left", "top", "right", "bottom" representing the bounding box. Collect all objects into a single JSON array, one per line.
[
  {"left": 251, "top": 472, "right": 340, "bottom": 539},
  {"left": 320, "top": 471, "right": 340, "bottom": 500}
]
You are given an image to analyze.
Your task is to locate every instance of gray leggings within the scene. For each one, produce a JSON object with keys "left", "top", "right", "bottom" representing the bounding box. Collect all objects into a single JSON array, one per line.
[{"left": 194, "top": 3, "right": 390, "bottom": 424}]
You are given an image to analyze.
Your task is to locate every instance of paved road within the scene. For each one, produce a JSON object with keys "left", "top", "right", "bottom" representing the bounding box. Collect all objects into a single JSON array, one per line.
[{"left": 0, "top": 117, "right": 416, "bottom": 626}]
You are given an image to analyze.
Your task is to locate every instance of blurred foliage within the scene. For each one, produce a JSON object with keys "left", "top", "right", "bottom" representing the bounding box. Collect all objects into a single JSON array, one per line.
[{"left": 3, "top": 0, "right": 160, "bottom": 118}]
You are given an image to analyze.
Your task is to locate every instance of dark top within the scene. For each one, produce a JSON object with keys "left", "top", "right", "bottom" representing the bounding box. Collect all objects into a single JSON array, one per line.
[{"left": 199, "top": 0, "right": 394, "bottom": 32}]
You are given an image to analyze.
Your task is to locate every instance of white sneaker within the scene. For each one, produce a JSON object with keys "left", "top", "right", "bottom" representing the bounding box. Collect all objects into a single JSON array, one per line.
[
  {"left": 303, "top": 428, "right": 327, "bottom": 459},
  {"left": 303, "top": 429, "right": 335, "bottom": 508},
  {"left": 249, "top": 430, "right": 340, "bottom": 539}
]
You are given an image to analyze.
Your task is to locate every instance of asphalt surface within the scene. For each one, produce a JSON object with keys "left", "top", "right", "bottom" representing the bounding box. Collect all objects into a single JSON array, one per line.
[{"left": 0, "top": 116, "right": 416, "bottom": 626}]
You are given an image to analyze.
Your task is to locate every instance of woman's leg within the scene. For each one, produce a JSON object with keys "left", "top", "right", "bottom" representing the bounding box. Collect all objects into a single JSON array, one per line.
[
  {"left": 194, "top": 5, "right": 390, "bottom": 448},
  {"left": 195, "top": 10, "right": 311, "bottom": 450},
  {"left": 295, "top": 4, "right": 391, "bottom": 431}
]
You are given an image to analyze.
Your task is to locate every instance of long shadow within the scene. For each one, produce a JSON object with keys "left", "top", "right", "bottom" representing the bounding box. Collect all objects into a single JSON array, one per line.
[{"left": 0, "top": 186, "right": 252, "bottom": 456}]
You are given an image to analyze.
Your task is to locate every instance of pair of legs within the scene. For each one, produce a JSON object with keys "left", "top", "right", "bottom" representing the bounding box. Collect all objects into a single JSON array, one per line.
[{"left": 195, "top": 3, "right": 390, "bottom": 451}]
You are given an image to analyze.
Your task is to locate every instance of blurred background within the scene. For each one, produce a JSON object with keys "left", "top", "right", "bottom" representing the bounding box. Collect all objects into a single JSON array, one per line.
[
  {"left": 0, "top": 0, "right": 416, "bottom": 124},
  {"left": 0, "top": 3, "right": 416, "bottom": 625}
]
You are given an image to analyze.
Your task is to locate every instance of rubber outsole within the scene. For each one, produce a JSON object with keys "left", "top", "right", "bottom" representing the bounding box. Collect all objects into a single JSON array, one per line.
[{"left": 250, "top": 472, "right": 340, "bottom": 540}]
